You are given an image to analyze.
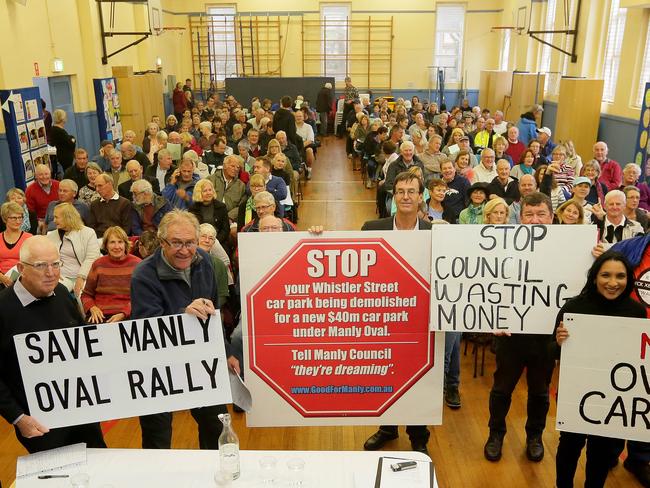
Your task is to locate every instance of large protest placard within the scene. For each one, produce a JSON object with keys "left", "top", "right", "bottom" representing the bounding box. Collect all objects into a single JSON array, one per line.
[
  {"left": 239, "top": 231, "right": 443, "bottom": 427},
  {"left": 431, "top": 224, "right": 596, "bottom": 334},
  {"left": 14, "top": 313, "right": 231, "bottom": 429},
  {"left": 556, "top": 313, "right": 650, "bottom": 442}
]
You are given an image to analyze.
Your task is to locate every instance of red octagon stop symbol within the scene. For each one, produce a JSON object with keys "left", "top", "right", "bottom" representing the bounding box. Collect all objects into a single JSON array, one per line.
[{"left": 247, "top": 238, "right": 434, "bottom": 417}]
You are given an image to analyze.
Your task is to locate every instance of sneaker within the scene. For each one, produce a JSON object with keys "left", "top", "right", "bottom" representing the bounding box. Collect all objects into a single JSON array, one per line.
[
  {"left": 484, "top": 434, "right": 503, "bottom": 462},
  {"left": 365, "top": 179, "right": 373, "bottom": 189},
  {"left": 623, "top": 459, "right": 650, "bottom": 488},
  {"left": 444, "top": 385, "right": 461, "bottom": 409},
  {"left": 306, "top": 167, "right": 312, "bottom": 180}
]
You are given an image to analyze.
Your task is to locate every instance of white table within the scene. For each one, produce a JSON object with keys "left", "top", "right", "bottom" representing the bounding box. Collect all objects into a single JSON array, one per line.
[{"left": 16, "top": 449, "right": 437, "bottom": 487}]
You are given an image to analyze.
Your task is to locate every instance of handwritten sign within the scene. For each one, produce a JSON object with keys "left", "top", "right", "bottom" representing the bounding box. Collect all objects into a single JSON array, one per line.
[
  {"left": 556, "top": 313, "right": 650, "bottom": 442},
  {"left": 431, "top": 225, "right": 596, "bottom": 334}
]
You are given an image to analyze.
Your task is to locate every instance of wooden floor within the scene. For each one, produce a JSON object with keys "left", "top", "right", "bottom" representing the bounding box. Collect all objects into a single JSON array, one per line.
[{"left": 0, "top": 137, "right": 641, "bottom": 487}]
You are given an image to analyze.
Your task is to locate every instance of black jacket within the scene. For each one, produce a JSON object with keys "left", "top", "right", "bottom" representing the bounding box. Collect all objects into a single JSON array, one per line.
[
  {"left": 316, "top": 87, "right": 333, "bottom": 113},
  {"left": 361, "top": 217, "right": 432, "bottom": 231}
]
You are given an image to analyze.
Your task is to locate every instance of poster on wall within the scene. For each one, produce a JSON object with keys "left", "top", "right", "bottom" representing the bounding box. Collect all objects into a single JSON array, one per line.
[
  {"left": 22, "top": 153, "right": 34, "bottom": 182},
  {"left": 27, "top": 121, "right": 38, "bottom": 147},
  {"left": 32, "top": 148, "right": 44, "bottom": 167},
  {"left": 556, "top": 313, "right": 650, "bottom": 442},
  {"left": 1, "top": 87, "right": 45, "bottom": 188},
  {"left": 35, "top": 119, "right": 46, "bottom": 146},
  {"left": 25, "top": 99, "right": 39, "bottom": 121},
  {"left": 18, "top": 124, "right": 28, "bottom": 152},
  {"left": 13, "top": 93, "right": 25, "bottom": 122},
  {"left": 93, "top": 78, "right": 122, "bottom": 145},
  {"left": 239, "top": 231, "right": 443, "bottom": 427}
]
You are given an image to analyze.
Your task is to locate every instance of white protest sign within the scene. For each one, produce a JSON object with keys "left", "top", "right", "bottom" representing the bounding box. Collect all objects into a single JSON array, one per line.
[
  {"left": 14, "top": 313, "right": 232, "bottom": 429},
  {"left": 239, "top": 231, "right": 444, "bottom": 427},
  {"left": 556, "top": 313, "right": 650, "bottom": 442},
  {"left": 431, "top": 224, "right": 596, "bottom": 334}
]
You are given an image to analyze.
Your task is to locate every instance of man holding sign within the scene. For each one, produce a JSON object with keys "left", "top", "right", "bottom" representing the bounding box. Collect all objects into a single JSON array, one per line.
[
  {"left": 131, "top": 210, "right": 239, "bottom": 449},
  {"left": 0, "top": 236, "right": 106, "bottom": 452},
  {"left": 362, "top": 171, "right": 432, "bottom": 454},
  {"left": 484, "top": 192, "right": 557, "bottom": 463}
]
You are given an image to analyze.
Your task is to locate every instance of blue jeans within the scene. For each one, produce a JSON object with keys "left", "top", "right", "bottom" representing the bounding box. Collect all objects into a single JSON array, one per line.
[{"left": 444, "top": 332, "right": 461, "bottom": 388}]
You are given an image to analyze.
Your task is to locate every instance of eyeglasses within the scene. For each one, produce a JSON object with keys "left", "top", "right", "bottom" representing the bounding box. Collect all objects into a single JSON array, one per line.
[
  {"left": 394, "top": 189, "right": 419, "bottom": 197},
  {"left": 255, "top": 204, "right": 273, "bottom": 211},
  {"left": 6, "top": 216, "right": 23, "bottom": 221},
  {"left": 162, "top": 238, "right": 198, "bottom": 250},
  {"left": 200, "top": 235, "right": 216, "bottom": 242},
  {"left": 22, "top": 260, "right": 62, "bottom": 272}
]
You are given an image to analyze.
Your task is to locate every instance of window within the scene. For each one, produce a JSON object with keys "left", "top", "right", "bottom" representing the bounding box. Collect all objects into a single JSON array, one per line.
[
  {"left": 500, "top": 28, "right": 511, "bottom": 71},
  {"left": 539, "top": 0, "right": 557, "bottom": 93},
  {"left": 434, "top": 4, "right": 465, "bottom": 83},
  {"left": 207, "top": 6, "right": 237, "bottom": 81},
  {"left": 321, "top": 4, "right": 350, "bottom": 81},
  {"left": 636, "top": 19, "right": 650, "bottom": 107},
  {"left": 602, "top": 0, "right": 627, "bottom": 103}
]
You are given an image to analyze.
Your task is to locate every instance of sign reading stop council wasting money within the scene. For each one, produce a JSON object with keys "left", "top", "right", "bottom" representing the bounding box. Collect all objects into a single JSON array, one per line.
[{"left": 239, "top": 231, "right": 443, "bottom": 427}]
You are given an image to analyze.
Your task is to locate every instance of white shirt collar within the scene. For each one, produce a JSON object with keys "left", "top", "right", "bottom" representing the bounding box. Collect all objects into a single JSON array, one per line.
[
  {"left": 101, "top": 192, "right": 120, "bottom": 202},
  {"left": 393, "top": 217, "right": 419, "bottom": 230},
  {"left": 13, "top": 278, "right": 55, "bottom": 307}
]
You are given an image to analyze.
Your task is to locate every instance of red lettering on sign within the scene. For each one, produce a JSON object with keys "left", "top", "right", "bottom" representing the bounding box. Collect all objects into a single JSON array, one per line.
[
  {"left": 642, "top": 332, "right": 650, "bottom": 360},
  {"left": 247, "top": 238, "right": 435, "bottom": 417}
]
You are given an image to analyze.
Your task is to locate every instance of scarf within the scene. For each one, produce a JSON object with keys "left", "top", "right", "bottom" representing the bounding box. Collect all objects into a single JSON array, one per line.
[
  {"left": 245, "top": 196, "right": 255, "bottom": 225},
  {"left": 20, "top": 205, "right": 31, "bottom": 232}
]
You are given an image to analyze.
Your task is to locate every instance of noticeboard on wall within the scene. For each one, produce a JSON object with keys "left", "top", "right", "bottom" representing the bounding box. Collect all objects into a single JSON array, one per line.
[
  {"left": 93, "top": 77, "right": 123, "bottom": 144},
  {"left": 637, "top": 82, "right": 650, "bottom": 178},
  {"left": 0, "top": 87, "right": 50, "bottom": 188}
]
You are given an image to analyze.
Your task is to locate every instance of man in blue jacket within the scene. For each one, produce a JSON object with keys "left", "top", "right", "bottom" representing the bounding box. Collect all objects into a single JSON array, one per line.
[{"left": 131, "top": 209, "right": 239, "bottom": 449}]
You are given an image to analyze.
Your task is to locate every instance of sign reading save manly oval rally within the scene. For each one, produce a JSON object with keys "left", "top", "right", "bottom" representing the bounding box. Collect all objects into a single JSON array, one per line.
[{"left": 239, "top": 231, "right": 443, "bottom": 427}]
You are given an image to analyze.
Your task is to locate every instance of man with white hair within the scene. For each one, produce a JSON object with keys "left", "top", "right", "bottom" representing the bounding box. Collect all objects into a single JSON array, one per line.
[
  {"left": 493, "top": 111, "right": 507, "bottom": 135},
  {"left": 276, "top": 130, "right": 302, "bottom": 171},
  {"left": 0, "top": 236, "right": 106, "bottom": 452},
  {"left": 145, "top": 148, "right": 176, "bottom": 191},
  {"left": 118, "top": 160, "right": 160, "bottom": 198},
  {"left": 120, "top": 141, "right": 150, "bottom": 172},
  {"left": 294, "top": 111, "right": 315, "bottom": 178},
  {"left": 505, "top": 126, "right": 526, "bottom": 165},
  {"left": 26, "top": 164, "right": 60, "bottom": 224},
  {"left": 43, "top": 179, "right": 89, "bottom": 231},
  {"left": 596, "top": 189, "right": 644, "bottom": 246},
  {"left": 131, "top": 210, "right": 239, "bottom": 449},
  {"left": 117, "top": 130, "right": 143, "bottom": 152},
  {"left": 383, "top": 141, "right": 424, "bottom": 194},
  {"left": 248, "top": 108, "right": 266, "bottom": 131},
  {"left": 131, "top": 179, "right": 172, "bottom": 235},
  {"left": 88, "top": 174, "right": 133, "bottom": 237},
  {"left": 592, "top": 141, "right": 622, "bottom": 191},
  {"left": 472, "top": 148, "right": 498, "bottom": 184}
]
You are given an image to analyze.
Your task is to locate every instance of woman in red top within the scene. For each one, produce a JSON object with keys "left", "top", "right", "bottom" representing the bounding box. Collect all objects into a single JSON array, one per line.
[
  {"left": 81, "top": 226, "right": 141, "bottom": 323},
  {"left": 172, "top": 82, "right": 187, "bottom": 121},
  {"left": 0, "top": 202, "right": 32, "bottom": 287}
]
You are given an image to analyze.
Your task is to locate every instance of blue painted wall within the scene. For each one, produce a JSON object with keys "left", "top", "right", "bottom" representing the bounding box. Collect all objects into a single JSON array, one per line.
[
  {"left": 542, "top": 100, "right": 638, "bottom": 165},
  {"left": 74, "top": 111, "right": 100, "bottom": 158}
]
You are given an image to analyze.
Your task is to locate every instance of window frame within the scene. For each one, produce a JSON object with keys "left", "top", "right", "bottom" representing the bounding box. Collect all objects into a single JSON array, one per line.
[
  {"left": 206, "top": 5, "right": 238, "bottom": 82},
  {"left": 320, "top": 3, "right": 351, "bottom": 82},
  {"left": 433, "top": 4, "right": 466, "bottom": 84}
]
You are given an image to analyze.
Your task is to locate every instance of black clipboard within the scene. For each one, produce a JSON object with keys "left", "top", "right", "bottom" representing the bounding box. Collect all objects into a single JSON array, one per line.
[{"left": 374, "top": 456, "right": 435, "bottom": 488}]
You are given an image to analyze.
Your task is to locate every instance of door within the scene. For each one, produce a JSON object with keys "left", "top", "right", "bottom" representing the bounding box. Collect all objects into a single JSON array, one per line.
[{"left": 48, "top": 75, "right": 78, "bottom": 139}]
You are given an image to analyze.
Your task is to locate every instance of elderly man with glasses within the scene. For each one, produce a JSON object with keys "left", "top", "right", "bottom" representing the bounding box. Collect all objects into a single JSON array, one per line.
[
  {"left": 0, "top": 236, "right": 106, "bottom": 452},
  {"left": 130, "top": 209, "right": 240, "bottom": 450}
]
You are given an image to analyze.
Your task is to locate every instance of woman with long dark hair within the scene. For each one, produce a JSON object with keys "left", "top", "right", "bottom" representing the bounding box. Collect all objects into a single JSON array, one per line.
[{"left": 554, "top": 251, "right": 645, "bottom": 488}]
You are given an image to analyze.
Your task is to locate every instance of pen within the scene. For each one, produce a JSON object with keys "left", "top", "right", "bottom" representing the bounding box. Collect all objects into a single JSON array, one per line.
[{"left": 38, "top": 475, "right": 69, "bottom": 479}]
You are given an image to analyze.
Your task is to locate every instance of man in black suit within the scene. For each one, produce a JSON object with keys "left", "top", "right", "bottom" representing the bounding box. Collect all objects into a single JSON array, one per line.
[
  {"left": 118, "top": 160, "right": 160, "bottom": 198},
  {"left": 361, "top": 171, "right": 432, "bottom": 454}
]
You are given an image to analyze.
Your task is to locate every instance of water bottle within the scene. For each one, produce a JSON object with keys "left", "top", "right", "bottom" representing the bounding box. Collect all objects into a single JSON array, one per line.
[{"left": 218, "top": 413, "right": 240, "bottom": 480}]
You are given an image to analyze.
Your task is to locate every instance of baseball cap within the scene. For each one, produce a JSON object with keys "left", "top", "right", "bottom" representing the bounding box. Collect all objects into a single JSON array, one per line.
[
  {"left": 574, "top": 176, "right": 591, "bottom": 187},
  {"left": 537, "top": 127, "right": 552, "bottom": 137}
]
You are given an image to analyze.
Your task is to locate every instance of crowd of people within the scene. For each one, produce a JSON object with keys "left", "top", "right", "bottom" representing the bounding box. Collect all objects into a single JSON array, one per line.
[{"left": 0, "top": 77, "right": 648, "bottom": 488}]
